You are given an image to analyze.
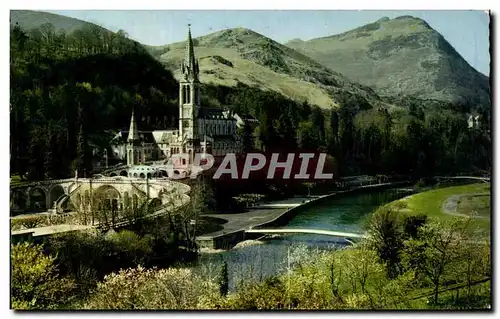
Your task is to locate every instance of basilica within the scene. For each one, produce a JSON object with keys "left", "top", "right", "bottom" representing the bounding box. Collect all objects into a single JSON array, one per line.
[{"left": 111, "top": 26, "right": 256, "bottom": 167}]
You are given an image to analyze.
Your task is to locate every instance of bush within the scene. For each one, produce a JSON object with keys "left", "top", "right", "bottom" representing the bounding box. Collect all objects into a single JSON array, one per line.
[
  {"left": 105, "top": 229, "right": 154, "bottom": 265},
  {"left": 46, "top": 229, "right": 156, "bottom": 281},
  {"left": 11, "top": 243, "right": 76, "bottom": 309},
  {"left": 10, "top": 215, "right": 47, "bottom": 230},
  {"left": 223, "top": 277, "right": 288, "bottom": 310},
  {"left": 402, "top": 214, "right": 427, "bottom": 239},
  {"left": 84, "top": 266, "right": 218, "bottom": 310},
  {"left": 367, "top": 208, "right": 404, "bottom": 279}
]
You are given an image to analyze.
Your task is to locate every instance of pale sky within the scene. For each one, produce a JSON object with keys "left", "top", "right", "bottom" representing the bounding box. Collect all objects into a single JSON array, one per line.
[{"left": 47, "top": 10, "right": 490, "bottom": 76}]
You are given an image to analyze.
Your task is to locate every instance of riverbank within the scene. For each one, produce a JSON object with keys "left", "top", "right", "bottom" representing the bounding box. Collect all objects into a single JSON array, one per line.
[
  {"left": 196, "top": 182, "right": 411, "bottom": 249},
  {"left": 378, "top": 183, "right": 490, "bottom": 235}
]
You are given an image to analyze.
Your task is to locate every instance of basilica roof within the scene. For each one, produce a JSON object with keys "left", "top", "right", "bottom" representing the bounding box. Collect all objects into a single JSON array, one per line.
[{"left": 197, "top": 107, "right": 238, "bottom": 120}]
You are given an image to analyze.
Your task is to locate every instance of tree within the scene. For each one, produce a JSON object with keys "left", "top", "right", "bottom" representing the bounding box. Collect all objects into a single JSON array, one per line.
[
  {"left": 328, "top": 110, "right": 339, "bottom": 154},
  {"left": 11, "top": 242, "right": 75, "bottom": 309},
  {"left": 174, "top": 180, "right": 213, "bottom": 251},
  {"left": 84, "top": 266, "right": 215, "bottom": 310},
  {"left": 297, "top": 121, "right": 319, "bottom": 150},
  {"left": 218, "top": 261, "right": 229, "bottom": 297},
  {"left": 338, "top": 244, "right": 385, "bottom": 295},
  {"left": 402, "top": 218, "right": 473, "bottom": 304},
  {"left": 310, "top": 107, "right": 325, "bottom": 145},
  {"left": 367, "top": 208, "right": 404, "bottom": 279},
  {"left": 238, "top": 121, "right": 254, "bottom": 153}
]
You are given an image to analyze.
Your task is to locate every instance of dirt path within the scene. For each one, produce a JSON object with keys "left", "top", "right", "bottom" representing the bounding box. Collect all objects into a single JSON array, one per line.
[{"left": 441, "top": 193, "right": 489, "bottom": 219}]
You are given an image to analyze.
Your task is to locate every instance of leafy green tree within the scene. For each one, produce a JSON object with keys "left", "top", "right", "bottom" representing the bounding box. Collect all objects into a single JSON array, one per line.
[
  {"left": 11, "top": 242, "right": 76, "bottom": 309},
  {"left": 403, "top": 218, "right": 474, "bottom": 304},
  {"left": 84, "top": 266, "right": 216, "bottom": 310},
  {"left": 297, "top": 120, "right": 319, "bottom": 150},
  {"left": 366, "top": 208, "right": 404, "bottom": 279},
  {"left": 238, "top": 121, "right": 254, "bottom": 153},
  {"left": 310, "top": 106, "right": 325, "bottom": 146}
]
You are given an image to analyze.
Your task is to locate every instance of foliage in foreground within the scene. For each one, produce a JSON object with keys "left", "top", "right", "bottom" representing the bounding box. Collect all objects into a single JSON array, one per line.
[
  {"left": 11, "top": 215, "right": 490, "bottom": 310},
  {"left": 84, "top": 266, "right": 218, "bottom": 310},
  {"left": 11, "top": 243, "right": 76, "bottom": 309}
]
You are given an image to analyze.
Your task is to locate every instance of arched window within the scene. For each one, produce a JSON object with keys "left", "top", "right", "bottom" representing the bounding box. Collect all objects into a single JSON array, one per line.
[{"left": 185, "top": 85, "right": 191, "bottom": 104}]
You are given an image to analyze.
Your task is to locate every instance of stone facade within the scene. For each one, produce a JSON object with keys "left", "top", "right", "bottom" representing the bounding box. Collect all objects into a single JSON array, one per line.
[{"left": 111, "top": 26, "right": 253, "bottom": 166}]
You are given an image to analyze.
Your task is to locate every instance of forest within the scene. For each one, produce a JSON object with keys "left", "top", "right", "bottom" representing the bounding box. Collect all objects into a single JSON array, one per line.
[{"left": 10, "top": 22, "right": 491, "bottom": 182}]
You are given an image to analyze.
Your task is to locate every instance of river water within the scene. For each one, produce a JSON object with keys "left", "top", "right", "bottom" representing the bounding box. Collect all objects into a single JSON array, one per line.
[{"left": 193, "top": 187, "right": 414, "bottom": 290}]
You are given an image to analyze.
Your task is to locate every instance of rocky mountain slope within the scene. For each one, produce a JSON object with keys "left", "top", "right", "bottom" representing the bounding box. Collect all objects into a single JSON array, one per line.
[
  {"left": 11, "top": 10, "right": 388, "bottom": 110},
  {"left": 153, "top": 28, "right": 388, "bottom": 109},
  {"left": 286, "top": 16, "right": 490, "bottom": 108}
]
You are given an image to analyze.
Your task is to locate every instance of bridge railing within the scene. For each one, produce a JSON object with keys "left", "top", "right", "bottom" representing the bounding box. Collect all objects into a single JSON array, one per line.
[{"left": 10, "top": 178, "right": 73, "bottom": 189}]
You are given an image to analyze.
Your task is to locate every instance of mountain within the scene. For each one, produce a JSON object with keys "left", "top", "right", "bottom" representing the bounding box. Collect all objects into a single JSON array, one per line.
[
  {"left": 286, "top": 16, "right": 490, "bottom": 109},
  {"left": 153, "top": 28, "right": 389, "bottom": 109},
  {"left": 10, "top": 10, "right": 103, "bottom": 34}
]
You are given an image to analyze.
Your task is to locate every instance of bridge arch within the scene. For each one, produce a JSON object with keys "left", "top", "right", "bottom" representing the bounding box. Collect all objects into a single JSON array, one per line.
[
  {"left": 10, "top": 189, "right": 27, "bottom": 210},
  {"left": 110, "top": 172, "right": 117, "bottom": 177},
  {"left": 29, "top": 187, "right": 47, "bottom": 210},
  {"left": 93, "top": 185, "right": 121, "bottom": 211},
  {"left": 120, "top": 170, "right": 128, "bottom": 177},
  {"left": 148, "top": 198, "right": 162, "bottom": 210},
  {"left": 49, "top": 185, "right": 65, "bottom": 209},
  {"left": 123, "top": 191, "right": 130, "bottom": 210}
]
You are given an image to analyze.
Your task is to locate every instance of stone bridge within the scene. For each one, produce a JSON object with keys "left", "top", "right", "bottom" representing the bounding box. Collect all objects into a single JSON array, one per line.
[{"left": 10, "top": 177, "right": 190, "bottom": 214}]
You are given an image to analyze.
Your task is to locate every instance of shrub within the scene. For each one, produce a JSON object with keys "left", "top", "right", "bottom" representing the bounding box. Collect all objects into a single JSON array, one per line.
[
  {"left": 84, "top": 266, "right": 217, "bottom": 310},
  {"left": 367, "top": 208, "right": 404, "bottom": 279},
  {"left": 402, "top": 214, "right": 427, "bottom": 239},
  {"left": 11, "top": 215, "right": 47, "bottom": 230},
  {"left": 11, "top": 243, "right": 76, "bottom": 309},
  {"left": 222, "top": 277, "right": 288, "bottom": 310},
  {"left": 105, "top": 229, "right": 153, "bottom": 265}
]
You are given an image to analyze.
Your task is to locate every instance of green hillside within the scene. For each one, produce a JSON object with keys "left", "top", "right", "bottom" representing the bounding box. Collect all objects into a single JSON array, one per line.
[
  {"left": 153, "top": 28, "right": 388, "bottom": 110},
  {"left": 286, "top": 16, "right": 490, "bottom": 109},
  {"left": 10, "top": 10, "right": 102, "bottom": 33}
]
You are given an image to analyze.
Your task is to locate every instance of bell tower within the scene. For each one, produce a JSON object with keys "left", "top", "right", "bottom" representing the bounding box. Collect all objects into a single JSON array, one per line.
[{"left": 179, "top": 24, "right": 201, "bottom": 147}]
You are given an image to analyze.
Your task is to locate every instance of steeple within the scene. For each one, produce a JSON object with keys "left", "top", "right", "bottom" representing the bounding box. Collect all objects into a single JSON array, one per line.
[
  {"left": 181, "top": 24, "right": 199, "bottom": 81},
  {"left": 127, "top": 109, "right": 140, "bottom": 142}
]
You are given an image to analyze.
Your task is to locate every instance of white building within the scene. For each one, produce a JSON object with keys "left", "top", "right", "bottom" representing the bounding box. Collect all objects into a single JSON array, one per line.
[
  {"left": 111, "top": 25, "right": 256, "bottom": 166},
  {"left": 467, "top": 113, "right": 481, "bottom": 129}
]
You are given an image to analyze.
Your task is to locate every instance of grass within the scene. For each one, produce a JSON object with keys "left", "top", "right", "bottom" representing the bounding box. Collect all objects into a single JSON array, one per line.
[
  {"left": 456, "top": 194, "right": 490, "bottom": 218},
  {"left": 382, "top": 183, "right": 490, "bottom": 232},
  {"left": 156, "top": 28, "right": 386, "bottom": 110},
  {"left": 159, "top": 45, "right": 336, "bottom": 108}
]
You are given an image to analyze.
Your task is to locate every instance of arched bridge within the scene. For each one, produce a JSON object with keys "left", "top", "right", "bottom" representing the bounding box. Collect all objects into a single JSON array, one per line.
[{"left": 10, "top": 177, "right": 190, "bottom": 214}]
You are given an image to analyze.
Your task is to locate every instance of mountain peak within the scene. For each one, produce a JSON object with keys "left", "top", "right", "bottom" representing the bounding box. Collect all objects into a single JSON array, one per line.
[
  {"left": 391, "top": 15, "right": 433, "bottom": 29},
  {"left": 286, "top": 17, "right": 490, "bottom": 107}
]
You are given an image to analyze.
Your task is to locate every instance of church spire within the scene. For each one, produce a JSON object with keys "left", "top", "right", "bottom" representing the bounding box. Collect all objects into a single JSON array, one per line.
[
  {"left": 181, "top": 24, "right": 199, "bottom": 81},
  {"left": 127, "top": 109, "right": 140, "bottom": 141}
]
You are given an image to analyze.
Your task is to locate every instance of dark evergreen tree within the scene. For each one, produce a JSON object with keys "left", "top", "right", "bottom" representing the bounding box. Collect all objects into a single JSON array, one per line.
[{"left": 218, "top": 261, "right": 229, "bottom": 297}]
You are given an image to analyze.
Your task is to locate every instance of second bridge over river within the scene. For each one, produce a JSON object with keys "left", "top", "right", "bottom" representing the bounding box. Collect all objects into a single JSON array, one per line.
[{"left": 245, "top": 228, "right": 367, "bottom": 239}]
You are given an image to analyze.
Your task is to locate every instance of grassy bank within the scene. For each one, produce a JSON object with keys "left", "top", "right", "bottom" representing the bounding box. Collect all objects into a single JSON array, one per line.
[{"left": 378, "top": 183, "right": 490, "bottom": 233}]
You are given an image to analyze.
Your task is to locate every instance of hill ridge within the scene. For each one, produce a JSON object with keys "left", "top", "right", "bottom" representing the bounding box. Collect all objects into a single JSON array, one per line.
[{"left": 285, "top": 15, "right": 490, "bottom": 108}]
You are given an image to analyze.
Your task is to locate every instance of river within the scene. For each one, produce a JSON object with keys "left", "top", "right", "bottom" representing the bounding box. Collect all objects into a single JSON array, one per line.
[{"left": 192, "top": 187, "right": 414, "bottom": 290}]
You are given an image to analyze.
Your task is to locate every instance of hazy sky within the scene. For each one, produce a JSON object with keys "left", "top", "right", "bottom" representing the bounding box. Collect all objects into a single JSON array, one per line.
[{"left": 47, "top": 10, "right": 490, "bottom": 76}]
